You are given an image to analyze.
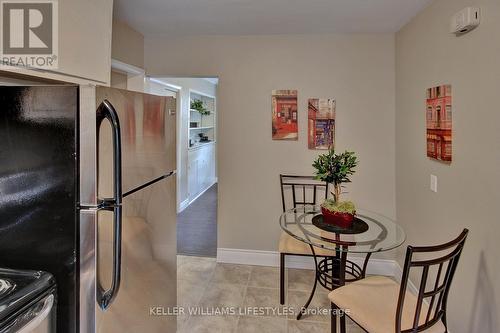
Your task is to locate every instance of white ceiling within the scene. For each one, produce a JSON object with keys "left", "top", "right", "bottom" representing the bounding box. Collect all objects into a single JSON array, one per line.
[{"left": 114, "top": 0, "right": 433, "bottom": 36}]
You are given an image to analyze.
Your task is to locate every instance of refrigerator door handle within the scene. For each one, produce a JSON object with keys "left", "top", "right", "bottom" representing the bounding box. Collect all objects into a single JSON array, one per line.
[
  {"left": 96, "top": 100, "right": 123, "bottom": 206},
  {"left": 96, "top": 206, "right": 122, "bottom": 310},
  {"left": 122, "top": 170, "right": 176, "bottom": 198},
  {"left": 96, "top": 100, "right": 123, "bottom": 310}
]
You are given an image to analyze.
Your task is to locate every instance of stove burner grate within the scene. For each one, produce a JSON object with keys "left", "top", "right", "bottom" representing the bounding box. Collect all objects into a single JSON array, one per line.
[{"left": 0, "top": 279, "right": 15, "bottom": 299}]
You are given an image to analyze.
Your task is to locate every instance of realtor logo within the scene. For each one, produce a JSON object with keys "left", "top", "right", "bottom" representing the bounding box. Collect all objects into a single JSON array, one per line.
[{"left": 0, "top": 0, "right": 58, "bottom": 69}]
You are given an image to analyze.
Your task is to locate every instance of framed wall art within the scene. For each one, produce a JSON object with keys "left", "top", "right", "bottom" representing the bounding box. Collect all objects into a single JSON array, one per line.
[
  {"left": 272, "top": 90, "right": 298, "bottom": 140},
  {"left": 426, "top": 85, "right": 452, "bottom": 162},
  {"left": 308, "top": 98, "right": 335, "bottom": 150}
]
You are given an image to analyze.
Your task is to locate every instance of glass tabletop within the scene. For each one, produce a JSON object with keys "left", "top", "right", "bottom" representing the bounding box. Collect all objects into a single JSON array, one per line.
[{"left": 279, "top": 205, "right": 406, "bottom": 253}]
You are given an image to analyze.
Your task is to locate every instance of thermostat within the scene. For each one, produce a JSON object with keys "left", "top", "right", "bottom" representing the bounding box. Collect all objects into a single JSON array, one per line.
[{"left": 450, "top": 7, "right": 481, "bottom": 35}]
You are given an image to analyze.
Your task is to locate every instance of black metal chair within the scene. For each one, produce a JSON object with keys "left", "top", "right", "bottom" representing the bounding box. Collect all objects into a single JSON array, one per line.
[
  {"left": 328, "top": 229, "right": 469, "bottom": 333},
  {"left": 279, "top": 174, "right": 371, "bottom": 305},
  {"left": 279, "top": 175, "right": 331, "bottom": 304}
]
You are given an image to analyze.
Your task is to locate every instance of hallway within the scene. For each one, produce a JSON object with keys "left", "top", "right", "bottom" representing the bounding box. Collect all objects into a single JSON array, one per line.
[{"left": 177, "top": 184, "right": 218, "bottom": 257}]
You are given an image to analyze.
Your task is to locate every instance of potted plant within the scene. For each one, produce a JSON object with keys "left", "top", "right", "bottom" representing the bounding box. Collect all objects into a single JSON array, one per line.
[
  {"left": 312, "top": 149, "right": 358, "bottom": 228},
  {"left": 190, "top": 99, "right": 211, "bottom": 116}
]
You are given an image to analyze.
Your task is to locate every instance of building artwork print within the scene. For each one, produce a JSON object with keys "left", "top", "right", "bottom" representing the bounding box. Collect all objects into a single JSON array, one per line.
[
  {"left": 308, "top": 98, "right": 335, "bottom": 149},
  {"left": 426, "top": 85, "right": 452, "bottom": 162},
  {"left": 272, "top": 90, "right": 298, "bottom": 140}
]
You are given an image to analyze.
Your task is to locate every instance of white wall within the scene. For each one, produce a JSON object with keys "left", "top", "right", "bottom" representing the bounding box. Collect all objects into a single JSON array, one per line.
[
  {"left": 145, "top": 34, "right": 396, "bottom": 253},
  {"left": 148, "top": 78, "right": 217, "bottom": 211},
  {"left": 396, "top": 0, "right": 500, "bottom": 332}
]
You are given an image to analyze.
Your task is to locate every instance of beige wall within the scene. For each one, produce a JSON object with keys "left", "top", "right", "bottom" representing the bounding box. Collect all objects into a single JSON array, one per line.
[
  {"left": 396, "top": 0, "right": 500, "bottom": 332},
  {"left": 112, "top": 19, "right": 145, "bottom": 68},
  {"left": 145, "top": 34, "right": 396, "bottom": 253}
]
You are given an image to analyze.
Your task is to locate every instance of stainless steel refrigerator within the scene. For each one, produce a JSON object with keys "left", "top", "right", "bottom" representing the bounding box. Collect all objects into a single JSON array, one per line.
[{"left": 0, "top": 85, "right": 177, "bottom": 332}]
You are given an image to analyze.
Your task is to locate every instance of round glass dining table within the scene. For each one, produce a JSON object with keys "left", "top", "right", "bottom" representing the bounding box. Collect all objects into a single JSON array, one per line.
[{"left": 279, "top": 205, "right": 406, "bottom": 323}]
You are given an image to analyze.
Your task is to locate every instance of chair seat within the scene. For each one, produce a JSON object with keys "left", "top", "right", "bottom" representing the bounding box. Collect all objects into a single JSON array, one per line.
[
  {"left": 279, "top": 231, "right": 335, "bottom": 257},
  {"left": 328, "top": 276, "right": 446, "bottom": 333}
]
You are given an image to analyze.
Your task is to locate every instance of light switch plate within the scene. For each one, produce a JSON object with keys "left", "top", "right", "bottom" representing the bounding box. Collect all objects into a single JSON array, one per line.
[{"left": 430, "top": 174, "right": 438, "bottom": 193}]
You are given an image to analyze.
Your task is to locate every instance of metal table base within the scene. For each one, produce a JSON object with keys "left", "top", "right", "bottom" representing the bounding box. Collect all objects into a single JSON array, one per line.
[{"left": 296, "top": 244, "right": 371, "bottom": 333}]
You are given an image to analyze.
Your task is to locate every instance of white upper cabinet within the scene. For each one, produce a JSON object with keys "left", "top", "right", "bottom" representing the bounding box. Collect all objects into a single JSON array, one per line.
[
  {"left": 57, "top": 0, "right": 113, "bottom": 83},
  {"left": 1, "top": 0, "right": 113, "bottom": 85}
]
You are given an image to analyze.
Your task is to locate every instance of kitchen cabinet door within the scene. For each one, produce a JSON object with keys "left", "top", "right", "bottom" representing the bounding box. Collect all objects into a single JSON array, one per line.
[
  {"left": 187, "top": 143, "right": 216, "bottom": 202},
  {"left": 188, "top": 157, "right": 199, "bottom": 200},
  {"left": 57, "top": 0, "right": 113, "bottom": 83}
]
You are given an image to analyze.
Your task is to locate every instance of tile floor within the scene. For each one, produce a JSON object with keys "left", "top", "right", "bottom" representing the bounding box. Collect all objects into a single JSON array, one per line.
[{"left": 177, "top": 255, "right": 364, "bottom": 333}]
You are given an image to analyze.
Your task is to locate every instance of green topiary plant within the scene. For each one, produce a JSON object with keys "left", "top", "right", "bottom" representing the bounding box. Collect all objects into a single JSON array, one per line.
[
  {"left": 191, "top": 99, "right": 210, "bottom": 116},
  {"left": 312, "top": 148, "right": 358, "bottom": 206}
]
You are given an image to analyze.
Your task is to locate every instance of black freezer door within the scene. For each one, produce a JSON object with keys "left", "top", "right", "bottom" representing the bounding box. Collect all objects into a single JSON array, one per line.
[{"left": 0, "top": 86, "right": 78, "bottom": 333}]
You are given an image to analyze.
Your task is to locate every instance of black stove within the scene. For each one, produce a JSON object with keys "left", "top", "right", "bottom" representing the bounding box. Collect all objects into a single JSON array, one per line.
[
  {"left": 0, "top": 268, "right": 55, "bottom": 328},
  {"left": 0, "top": 279, "right": 15, "bottom": 299}
]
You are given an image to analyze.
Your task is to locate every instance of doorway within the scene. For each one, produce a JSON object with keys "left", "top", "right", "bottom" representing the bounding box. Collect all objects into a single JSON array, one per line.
[{"left": 146, "top": 76, "right": 218, "bottom": 258}]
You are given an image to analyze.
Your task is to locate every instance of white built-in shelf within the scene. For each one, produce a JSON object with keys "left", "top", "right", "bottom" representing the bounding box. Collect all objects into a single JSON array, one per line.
[
  {"left": 189, "top": 126, "right": 214, "bottom": 130},
  {"left": 189, "top": 89, "right": 216, "bottom": 151},
  {"left": 188, "top": 141, "right": 215, "bottom": 151}
]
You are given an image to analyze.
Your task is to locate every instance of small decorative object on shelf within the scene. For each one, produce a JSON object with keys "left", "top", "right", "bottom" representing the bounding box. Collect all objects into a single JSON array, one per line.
[
  {"left": 198, "top": 133, "right": 210, "bottom": 142},
  {"left": 190, "top": 99, "right": 211, "bottom": 116},
  {"left": 313, "top": 148, "right": 358, "bottom": 228}
]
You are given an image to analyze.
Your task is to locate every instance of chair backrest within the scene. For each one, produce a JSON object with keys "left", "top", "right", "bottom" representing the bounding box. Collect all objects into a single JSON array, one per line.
[
  {"left": 396, "top": 229, "right": 469, "bottom": 333},
  {"left": 279, "top": 174, "right": 329, "bottom": 212}
]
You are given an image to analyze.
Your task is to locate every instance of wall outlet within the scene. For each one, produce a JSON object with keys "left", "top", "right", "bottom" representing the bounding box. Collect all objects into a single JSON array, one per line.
[{"left": 430, "top": 174, "right": 438, "bottom": 193}]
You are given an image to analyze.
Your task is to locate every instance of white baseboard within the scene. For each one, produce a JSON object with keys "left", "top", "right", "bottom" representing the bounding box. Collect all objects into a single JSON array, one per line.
[
  {"left": 177, "top": 198, "right": 190, "bottom": 213},
  {"left": 178, "top": 177, "right": 217, "bottom": 213},
  {"left": 217, "top": 248, "right": 398, "bottom": 277},
  {"left": 217, "top": 248, "right": 280, "bottom": 267},
  {"left": 393, "top": 262, "right": 419, "bottom": 295},
  {"left": 183, "top": 180, "right": 218, "bottom": 212}
]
